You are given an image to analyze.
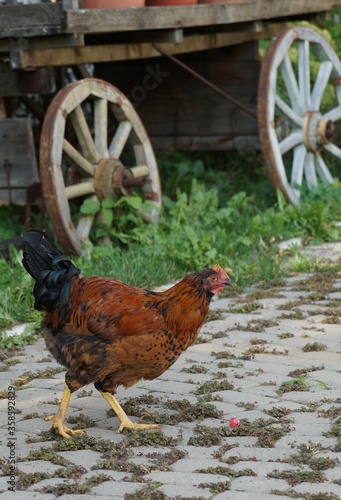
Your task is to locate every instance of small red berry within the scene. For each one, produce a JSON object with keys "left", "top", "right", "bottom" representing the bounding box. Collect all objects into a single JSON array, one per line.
[{"left": 229, "top": 417, "right": 240, "bottom": 428}]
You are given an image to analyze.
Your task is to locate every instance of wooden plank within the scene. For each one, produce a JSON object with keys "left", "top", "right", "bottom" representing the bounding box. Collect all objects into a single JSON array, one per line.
[
  {"left": 95, "top": 43, "right": 260, "bottom": 151},
  {"left": 0, "top": 3, "right": 64, "bottom": 38},
  {"left": 0, "top": 34, "right": 83, "bottom": 52},
  {"left": 63, "top": 0, "right": 81, "bottom": 9},
  {"left": 134, "top": 29, "right": 183, "bottom": 44},
  {"left": 65, "top": 0, "right": 340, "bottom": 34},
  {"left": 0, "top": 0, "right": 338, "bottom": 40},
  {"left": 0, "top": 63, "right": 55, "bottom": 96},
  {"left": 11, "top": 22, "right": 284, "bottom": 69},
  {"left": 0, "top": 99, "right": 6, "bottom": 119},
  {"left": 0, "top": 118, "right": 39, "bottom": 205},
  {"left": 151, "top": 135, "right": 260, "bottom": 151}
]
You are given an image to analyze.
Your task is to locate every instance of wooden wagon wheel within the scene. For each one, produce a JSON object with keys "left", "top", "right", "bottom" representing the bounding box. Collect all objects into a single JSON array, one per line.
[
  {"left": 258, "top": 26, "right": 341, "bottom": 205},
  {"left": 40, "top": 78, "right": 162, "bottom": 255}
]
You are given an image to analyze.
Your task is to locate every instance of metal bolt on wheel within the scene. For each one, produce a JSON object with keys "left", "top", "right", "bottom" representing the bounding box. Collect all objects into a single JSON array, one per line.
[
  {"left": 258, "top": 26, "right": 341, "bottom": 205},
  {"left": 40, "top": 78, "right": 162, "bottom": 255}
]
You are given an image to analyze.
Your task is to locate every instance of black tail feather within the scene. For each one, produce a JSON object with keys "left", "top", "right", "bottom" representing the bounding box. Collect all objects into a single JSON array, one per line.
[
  {"left": 23, "top": 230, "right": 64, "bottom": 280},
  {"left": 22, "top": 230, "right": 80, "bottom": 312}
]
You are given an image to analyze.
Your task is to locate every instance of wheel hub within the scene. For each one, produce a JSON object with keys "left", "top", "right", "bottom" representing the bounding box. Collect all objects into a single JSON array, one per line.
[
  {"left": 303, "top": 111, "right": 335, "bottom": 153},
  {"left": 94, "top": 158, "right": 134, "bottom": 201}
]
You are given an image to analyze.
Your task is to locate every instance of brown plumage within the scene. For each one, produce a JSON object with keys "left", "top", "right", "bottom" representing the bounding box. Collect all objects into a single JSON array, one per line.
[{"left": 22, "top": 230, "right": 236, "bottom": 437}]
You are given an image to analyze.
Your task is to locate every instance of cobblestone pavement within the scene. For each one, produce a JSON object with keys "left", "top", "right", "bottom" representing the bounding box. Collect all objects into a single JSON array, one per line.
[{"left": 0, "top": 265, "right": 340, "bottom": 499}]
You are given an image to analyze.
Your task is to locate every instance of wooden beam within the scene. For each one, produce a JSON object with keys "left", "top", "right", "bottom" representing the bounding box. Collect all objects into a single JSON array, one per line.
[
  {"left": 65, "top": 0, "right": 340, "bottom": 34},
  {"left": 63, "top": 0, "right": 81, "bottom": 9},
  {"left": 0, "top": 34, "right": 83, "bottom": 53},
  {"left": 0, "top": 99, "right": 6, "bottom": 119},
  {"left": 134, "top": 29, "right": 183, "bottom": 44},
  {"left": 151, "top": 135, "right": 260, "bottom": 152},
  {"left": 0, "top": 118, "right": 40, "bottom": 205},
  {"left": 11, "top": 22, "right": 285, "bottom": 69},
  {"left": 0, "top": 0, "right": 339, "bottom": 40},
  {"left": 0, "top": 63, "right": 55, "bottom": 96},
  {"left": 0, "top": 3, "right": 64, "bottom": 38}
]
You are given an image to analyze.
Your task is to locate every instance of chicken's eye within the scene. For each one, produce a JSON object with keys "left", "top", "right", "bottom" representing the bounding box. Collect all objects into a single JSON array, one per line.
[{"left": 211, "top": 275, "right": 217, "bottom": 281}]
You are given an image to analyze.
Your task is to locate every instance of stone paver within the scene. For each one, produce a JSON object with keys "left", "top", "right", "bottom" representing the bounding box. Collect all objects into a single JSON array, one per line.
[{"left": 0, "top": 249, "right": 340, "bottom": 499}]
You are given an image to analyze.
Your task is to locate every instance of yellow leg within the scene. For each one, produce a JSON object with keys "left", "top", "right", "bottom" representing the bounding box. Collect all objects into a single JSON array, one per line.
[
  {"left": 45, "top": 384, "right": 84, "bottom": 439},
  {"left": 100, "top": 390, "right": 160, "bottom": 433}
]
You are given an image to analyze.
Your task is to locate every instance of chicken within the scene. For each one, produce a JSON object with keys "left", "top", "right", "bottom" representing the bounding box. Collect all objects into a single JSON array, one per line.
[{"left": 22, "top": 230, "right": 236, "bottom": 438}]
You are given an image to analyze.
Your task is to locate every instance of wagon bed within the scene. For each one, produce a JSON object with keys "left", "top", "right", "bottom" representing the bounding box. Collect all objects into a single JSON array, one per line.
[
  {"left": 1, "top": 1, "right": 339, "bottom": 90},
  {"left": 0, "top": 0, "right": 338, "bottom": 39}
]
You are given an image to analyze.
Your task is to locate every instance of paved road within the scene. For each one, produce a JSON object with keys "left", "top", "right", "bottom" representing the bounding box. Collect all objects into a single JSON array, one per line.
[{"left": 0, "top": 260, "right": 340, "bottom": 499}]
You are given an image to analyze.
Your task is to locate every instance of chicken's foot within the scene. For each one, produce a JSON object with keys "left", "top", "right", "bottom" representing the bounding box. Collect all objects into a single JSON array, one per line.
[
  {"left": 45, "top": 384, "right": 84, "bottom": 439},
  {"left": 100, "top": 390, "right": 160, "bottom": 433}
]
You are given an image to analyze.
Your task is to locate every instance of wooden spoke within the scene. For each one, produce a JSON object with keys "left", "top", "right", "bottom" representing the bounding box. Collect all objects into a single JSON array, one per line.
[
  {"left": 40, "top": 78, "right": 162, "bottom": 255},
  {"left": 131, "top": 165, "right": 149, "bottom": 177},
  {"left": 65, "top": 180, "right": 95, "bottom": 200},
  {"left": 108, "top": 120, "right": 132, "bottom": 158},
  {"left": 323, "top": 105, "right": 341, "bottom": 122},
  {"left": 63, "top": 139, "right": 95, "bottom": 176},
  {"left": 258, "top": 26, "right": 341, "bottom": 205},
  {"left": 133, "top": 142, "right": 162, "bottom": 222},
  {"left": 94, "top": 98, "right": 109, "bottom": 158},
  {"left": 96, "top": 209, "right": 111, "bottom": 246},
  {"left": 324, "top": 143, "right": 341, "bottom": 160},
  {"left": 275, "top": 95, "right": 304, "bottom": 127},
  {"left": 77, "top": 214, "right": 95, "bottom": 239},
  {"left": 315, "top": 154, "right": 334, "bottom": 184},
  {"left": 133, "top": 143, "right": 148, "bottom": 165},
  {"left": 291, "top": 144, "right": 306, "bottom": 188},
  {"left": 279, "top": 130, "right": 303, "bottom": 155},
  {"left": 335, "top": 84, "right": 341, "bottom": 105},
  {"left": 77, "top": 195, "right": 98, "bottom": 239},
  {"left": 311, "top": 60, "right": 333, "bottom": 111},
  {"left": 304, "top": 152, "right": 318, "bottom": 188},
  {"left": 298, "top": 40, "right": 311, "bottom": 111},
  {"left": 280, "top": 55, "right": 304, "bottom": 116},
  {"left": 70, "top": 105, "right": 101, "bottom": 164}
]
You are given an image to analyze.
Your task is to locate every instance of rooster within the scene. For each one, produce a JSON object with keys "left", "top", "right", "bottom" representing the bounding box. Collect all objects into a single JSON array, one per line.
[{"left": 22, "top": 230, "right": 236, "bottom": 438}]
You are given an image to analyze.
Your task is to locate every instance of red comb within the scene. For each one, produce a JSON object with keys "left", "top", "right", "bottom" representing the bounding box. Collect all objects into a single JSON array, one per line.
[{"left": 212, "top": 264, "right": 228, "bottom": 276}]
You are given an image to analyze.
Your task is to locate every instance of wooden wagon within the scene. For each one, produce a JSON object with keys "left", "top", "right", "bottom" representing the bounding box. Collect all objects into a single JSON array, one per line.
[{"left": 1, "top": 0, "right": 341, "bottom": 254}]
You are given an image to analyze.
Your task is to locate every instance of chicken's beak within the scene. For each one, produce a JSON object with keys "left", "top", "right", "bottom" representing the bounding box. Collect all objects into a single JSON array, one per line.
[{"left": 225, "top": 278, "right": 237, "bottom": 288}]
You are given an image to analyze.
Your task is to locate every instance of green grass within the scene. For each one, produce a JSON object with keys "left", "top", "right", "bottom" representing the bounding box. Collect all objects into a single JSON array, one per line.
[{"left": 1, "top": 150, "right": 341, "bottom": 337}]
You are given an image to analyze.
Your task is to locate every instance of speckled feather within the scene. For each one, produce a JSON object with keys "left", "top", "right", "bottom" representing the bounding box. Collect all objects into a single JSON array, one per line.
[
  {"left": 44, "top": 273, "right": 212, "bottom": 392},
  {"left": 23, "top": 230, "right": 234, "bottom": 395}
]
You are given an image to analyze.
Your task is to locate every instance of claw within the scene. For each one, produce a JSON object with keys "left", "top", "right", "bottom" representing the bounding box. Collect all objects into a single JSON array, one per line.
[
  {"left": 117, "top": 419, "right": 160, "bottom": 433},
  {"left": 99, "top": 390, "right": 160, "bottom": 433},
  {"left": 45, "top": 415, "right": 84, "bottom": 439}
]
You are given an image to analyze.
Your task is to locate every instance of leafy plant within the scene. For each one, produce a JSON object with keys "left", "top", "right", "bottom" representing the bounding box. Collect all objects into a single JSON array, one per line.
[
  {"left": 1, "top": 148, "right": 341, "bottom": 338},
  {"left": 80, "top": 195, "right": 155, "bottom": 244}
]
